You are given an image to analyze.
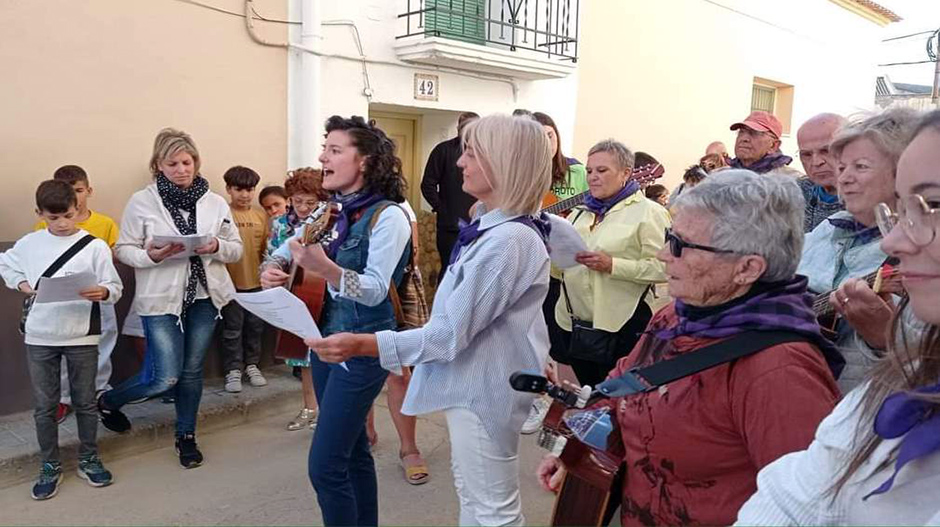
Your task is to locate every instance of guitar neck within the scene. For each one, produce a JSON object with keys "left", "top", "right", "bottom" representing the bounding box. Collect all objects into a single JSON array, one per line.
[
  {"left": 543, "top": 192, "right": 587, "bottom": 215},
  {"left": 812, "top": 267, "right": 881, "bottom": 316}
]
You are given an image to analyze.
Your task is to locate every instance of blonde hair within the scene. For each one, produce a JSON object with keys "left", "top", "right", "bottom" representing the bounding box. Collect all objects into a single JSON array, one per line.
[
  {"left": 830, "top": 107, "right": 920, "bottom": 173},
  {"left": 462, "top": 114, "right": 552, "bottom": 215},
  {"left": 149, "top": 127, "right": 201, "bottom": 177}
]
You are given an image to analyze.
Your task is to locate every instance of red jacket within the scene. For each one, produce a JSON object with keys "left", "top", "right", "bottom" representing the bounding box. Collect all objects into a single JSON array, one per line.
[{"left": 608, "top": 303, "right": 839, "bottom": 527}]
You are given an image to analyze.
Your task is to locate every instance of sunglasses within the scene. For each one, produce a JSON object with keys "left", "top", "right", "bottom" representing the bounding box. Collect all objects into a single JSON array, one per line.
[{"left": 664, "top": 228, "right": 736, "bottom": 258}]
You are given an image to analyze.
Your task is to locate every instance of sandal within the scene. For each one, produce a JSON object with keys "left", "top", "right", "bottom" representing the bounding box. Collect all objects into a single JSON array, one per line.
[{"left": 399, "top": 451, "right": 430, "bottom": 486}]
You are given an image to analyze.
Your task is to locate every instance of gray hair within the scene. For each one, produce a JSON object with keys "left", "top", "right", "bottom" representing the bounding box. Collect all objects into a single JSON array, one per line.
[
  {"left": 588, "top": 139, "right": 635, "bottom": 172},
  {"left": 830, "top": 107, "right": 921, "bottom": 172},
  {"left": 672, "top": 169, "right": 804, "bottom": 282}
]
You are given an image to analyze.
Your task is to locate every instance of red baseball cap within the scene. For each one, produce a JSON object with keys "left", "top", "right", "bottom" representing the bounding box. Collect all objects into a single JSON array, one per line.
[{"left": 730, "top": 111, "right": 783, "bottom": 139}]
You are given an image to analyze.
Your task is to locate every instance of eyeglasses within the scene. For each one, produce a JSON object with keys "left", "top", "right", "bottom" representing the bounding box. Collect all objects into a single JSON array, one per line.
[
  {"left": 875, "top": 194, "right": 939, "bottom": 247},
  {"left": 290, "top": 196, "right": 321, "bottom": 209},
  {"left": 664, "top": 228, "right": 736, "bottom": 258}
]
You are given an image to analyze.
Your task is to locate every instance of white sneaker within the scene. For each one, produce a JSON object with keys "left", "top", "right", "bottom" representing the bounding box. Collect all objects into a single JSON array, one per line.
[
  {"left": 521, "top": 397, "right": 551, "bottom": 435},
  {"left": 245, "top": 365, "right": 268, "bottom": 387},
  {"left": 224, "top": 370, "right": 243, "bottom": 393}
]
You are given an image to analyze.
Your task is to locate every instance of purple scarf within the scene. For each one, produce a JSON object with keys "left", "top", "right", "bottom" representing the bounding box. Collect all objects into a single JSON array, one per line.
[
  {"left": 828, "top": 217, "right": 882, "bottom": 245},
  {"left": 730, "top": 151, "right": 793, "bottom": 174},
  {"left": 326, "top": 191, "right": 384, "bottom": 257},
  {"left": 652, "top": 276, "right": 844, "bottom": 378},
  {"left": 450, "top": 213, "right": 551, "bottom": 265},
  {"left": 864, "top": 382, "right": 940, "bottom": 499},
  {"left": 582, "top": 180, "right": 640, "bottom": 219}
]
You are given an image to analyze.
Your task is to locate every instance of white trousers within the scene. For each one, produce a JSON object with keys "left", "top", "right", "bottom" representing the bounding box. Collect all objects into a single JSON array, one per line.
[
  {"left": 444, "top": 407, "right": 525, "bottom": 527},
  {"left": 60, "top": 303, "right": 117, "bottom": 404}
]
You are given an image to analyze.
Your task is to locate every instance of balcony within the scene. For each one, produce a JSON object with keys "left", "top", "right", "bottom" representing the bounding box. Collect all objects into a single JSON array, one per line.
[{"left": 395, "top": 0, "right": 579, "bottom": 80}]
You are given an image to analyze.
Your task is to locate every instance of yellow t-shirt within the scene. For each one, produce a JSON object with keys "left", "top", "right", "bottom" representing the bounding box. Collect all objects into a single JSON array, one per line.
[
  {"left": 226, "top": 207, "right": 270, "bottom": 291},
  {"left": 34, "top": 210, "right": 119, "bottom": 247}
]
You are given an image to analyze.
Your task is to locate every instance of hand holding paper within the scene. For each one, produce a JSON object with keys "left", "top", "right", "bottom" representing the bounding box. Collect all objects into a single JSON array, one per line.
[
  {"left": 547, "top": 214, "right": 589, "bottom": 269},
  {"left": 35, "top": 272, "right": 99, "bottom": 304},
  {"left": 151, "top": 234, "right": 213, "bottom": 259}
]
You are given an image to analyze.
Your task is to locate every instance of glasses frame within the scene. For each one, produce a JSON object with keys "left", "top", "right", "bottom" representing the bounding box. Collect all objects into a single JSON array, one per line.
[
  {"left": 664, "top": 228, "right": 737, "bottom": 258},
  {"left": 875, "top": 194, "right": 939, "bottom": 247}
]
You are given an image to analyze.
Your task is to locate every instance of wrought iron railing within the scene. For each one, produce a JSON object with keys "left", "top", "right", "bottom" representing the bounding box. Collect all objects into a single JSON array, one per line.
[{"left": 398, "top": 0, "right": 579, "bottom": 62}]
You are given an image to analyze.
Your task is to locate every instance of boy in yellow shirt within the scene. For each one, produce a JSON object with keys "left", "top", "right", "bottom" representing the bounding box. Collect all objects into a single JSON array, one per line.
[
  {"left": 221, "top": 166, "right": 270, "bottom": 392},
  {"left": 34, "top": 166, "right": 119, "bottom": 423}
]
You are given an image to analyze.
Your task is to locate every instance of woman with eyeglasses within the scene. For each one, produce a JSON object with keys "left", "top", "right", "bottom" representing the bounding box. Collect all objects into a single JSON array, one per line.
[
  {"left": 735, "top": 110, "right": 940, "bottom": 527},
  {"left": 538, "top": 170, "right": 842, "bottom": 527},
  {"left": 796, "top": 107, "right": 920, "bottom": 393},
  {"left": 550, "top": 139, "right": 671, "bottom": 387}
]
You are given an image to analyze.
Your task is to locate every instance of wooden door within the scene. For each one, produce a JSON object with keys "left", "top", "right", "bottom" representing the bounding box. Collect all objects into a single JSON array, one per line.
[{"left": 371, "top": 114, "right": 420, "bottom": 207}]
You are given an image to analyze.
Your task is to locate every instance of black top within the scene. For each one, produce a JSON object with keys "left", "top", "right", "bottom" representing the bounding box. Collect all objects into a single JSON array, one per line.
[{"left": 420, "top": 137, "right": 476, "bottom": 231}]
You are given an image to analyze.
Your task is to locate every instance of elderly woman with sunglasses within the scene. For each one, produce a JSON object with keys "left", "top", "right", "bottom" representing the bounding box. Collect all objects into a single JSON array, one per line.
[
  {"left": 735, "top": 111, "right": 940, "bottom": 527},
  {"left": 796, "top": 107, "right": 920, "bottom": 393},
  {"left": 538, "top": 170, "right": 842, "bottom": 527}
]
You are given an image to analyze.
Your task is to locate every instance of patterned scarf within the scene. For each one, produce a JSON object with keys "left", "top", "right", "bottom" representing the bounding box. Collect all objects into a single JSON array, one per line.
[
  {"left": 730, "top": 151, "right": 793, "bottom": 174},
  {"left": 582, "top": 180, "right": 640, "bottom": 219},
  {"left": 450, "top": 213, "right": 551, "bottom": 265},
  {"left": 864, "top": 381, "right": 940, "bottom": 499},
  {"left": 326, "top": 191, "right": 384, "bottom": 258},
  {"left": 828, "top": 217, "right": 883, "bottom": 245},
  {"left": 155, "top": 174, "right": 209, "bottom": 316},
  {"left": 652, "top": 276, "right": 845, "bottom": 378}
]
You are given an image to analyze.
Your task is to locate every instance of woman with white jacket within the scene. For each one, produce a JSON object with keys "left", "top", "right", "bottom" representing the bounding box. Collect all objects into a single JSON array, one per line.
[{"left": 97, "top": 128, "right": 242, "bottom": 469}]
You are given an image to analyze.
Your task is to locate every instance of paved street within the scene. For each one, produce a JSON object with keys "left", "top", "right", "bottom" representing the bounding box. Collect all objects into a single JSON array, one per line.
[{"left": 1, "top": 399, "right": 557, "bottom": 526}]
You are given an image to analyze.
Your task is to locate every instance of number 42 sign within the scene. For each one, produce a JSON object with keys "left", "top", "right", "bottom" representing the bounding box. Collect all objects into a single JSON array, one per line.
[{"left": 414, "top": 74, "right": 439, "bottom": 101}]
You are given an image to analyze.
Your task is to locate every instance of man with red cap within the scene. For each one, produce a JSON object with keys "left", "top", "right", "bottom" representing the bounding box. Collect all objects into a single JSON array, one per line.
[{"left": 729, "top": 111, "right": 797, "bottom": 174}]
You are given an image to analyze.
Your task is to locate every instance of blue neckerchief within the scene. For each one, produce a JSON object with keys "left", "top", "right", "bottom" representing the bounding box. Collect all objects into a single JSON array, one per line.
[
  {"left": 827, "top": 217, "right": 882, "bottom": 245},
  {"left": 582, "top": 181, "right": 640, "bottom": 219},
  {"left": 327, "top": 191, "right": 384, "bottom": 257},
  {"left": 449, "top": 212, "right": 551, "bottom": 265},
  {"left": 864, "top": 381, "right": 940, "bottom": 499},
  {"left": 813, "top": 184, "right": 840, "bottom": 204}
]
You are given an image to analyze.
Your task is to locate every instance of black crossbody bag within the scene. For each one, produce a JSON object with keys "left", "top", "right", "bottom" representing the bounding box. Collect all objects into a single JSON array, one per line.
[{"left": 19, "top": 234, "right": 100, "bottom": 335}]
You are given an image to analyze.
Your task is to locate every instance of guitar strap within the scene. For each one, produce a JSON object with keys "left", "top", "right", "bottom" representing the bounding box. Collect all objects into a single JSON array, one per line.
[{"left": 595, "top": 330, "right": 811, "bottom": 397}]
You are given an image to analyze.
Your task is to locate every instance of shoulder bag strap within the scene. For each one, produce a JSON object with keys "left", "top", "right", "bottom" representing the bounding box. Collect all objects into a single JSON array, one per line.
[
  {"left": 559, "top": 209, "right": 588, "bottom": 319},
  {"left": 595, "top": 331, "right": 812, "bottom": 397},
  {"left": 367, "top": 203, "right": 409, "bottom": 324}
]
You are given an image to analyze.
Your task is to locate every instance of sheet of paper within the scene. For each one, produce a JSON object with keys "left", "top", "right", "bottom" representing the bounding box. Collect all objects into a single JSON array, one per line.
[
  {"left": 234, "top": 288, "right": 348, "bottom": 371},
  {"left": 547, "top": 214, "right": 588, "bottom": 269},
  {"left": 150, "top": 234, "right": 213, "bottom": 259},
  {"left": 35, "top": 272, "right": 98, "bottom": 304}
]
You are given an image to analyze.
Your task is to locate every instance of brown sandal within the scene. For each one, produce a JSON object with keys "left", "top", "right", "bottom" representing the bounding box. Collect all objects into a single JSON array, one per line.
[{"left": 399, "top": 452, "right": 430, "bottom": 485}]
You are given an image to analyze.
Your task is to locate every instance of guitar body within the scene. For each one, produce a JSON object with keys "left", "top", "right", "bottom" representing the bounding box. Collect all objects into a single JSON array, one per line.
[
  {"left": 540, "top": 400, "right": 624, "bottom": 527},
  {"left": 274, "top": 267, "right": 326, "bottom": 361}
]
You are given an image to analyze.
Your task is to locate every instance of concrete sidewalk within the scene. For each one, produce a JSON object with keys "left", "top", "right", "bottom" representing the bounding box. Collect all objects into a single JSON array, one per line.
[{"left": 0, "top": 365, "right": 302, "bottom": 489}]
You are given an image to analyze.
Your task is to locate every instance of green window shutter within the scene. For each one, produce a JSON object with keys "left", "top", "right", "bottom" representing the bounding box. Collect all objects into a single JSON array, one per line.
[
  {"left": 426, "top": 0, "right": 486, "bottom": 45},
  {"left": 751, "top": 84, "right": 776, "bottom": 114}
]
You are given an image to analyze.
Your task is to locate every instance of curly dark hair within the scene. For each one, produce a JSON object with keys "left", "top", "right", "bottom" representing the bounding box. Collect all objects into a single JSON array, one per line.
[{"left": 324, "top": 115, "right": 406, "bottom": 203}]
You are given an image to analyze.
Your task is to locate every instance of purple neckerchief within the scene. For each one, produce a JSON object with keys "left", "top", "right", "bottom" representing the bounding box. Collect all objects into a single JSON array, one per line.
[
  {"left": 652, "top": 275, "right": 844, "bottom": 378},
  {"left": 730, "top": 151, "right": 793, "bottom": 174},
  {"left": 449, "top": 212, "right": 551, "bottom": 265},
  {"left": 565, "top": 156, "right": 582, "bottom": 166},
  {"left": 326, "top": 191, "right": 384, "bottom": 257},
  {"left": 827, "top": 217, "right": 882, "bottom": 245},
  {"left": 284, "top": 205, "right": 302, "bottom": 236},
  {"left": 582, "top": 181, "right": 640, "bottom": 219},
  {"left": 864, "top": 381, "right": 940, "bottom": 499}
]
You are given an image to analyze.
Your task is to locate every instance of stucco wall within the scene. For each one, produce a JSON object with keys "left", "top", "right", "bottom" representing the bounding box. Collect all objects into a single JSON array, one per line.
[
  {"left": 0, "top": 0, "right": 290, "bottom": 241},
  {"left": 572, "top": 0, "right": 887, "bottom": 189}
]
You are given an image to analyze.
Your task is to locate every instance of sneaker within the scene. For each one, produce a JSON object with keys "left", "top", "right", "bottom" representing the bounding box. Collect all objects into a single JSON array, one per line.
[
  {"left": 286, "top": 408, "right": 317, "bottom": 431},
  {"left": 97, "top": 395, "right": 131, "bottom": 433},
  {"left": 224, "top": 370, "right": 243, "bottom": 393},
  {"left": 521, "top": 397, "right": 551, "bottom": 435},
  {"left": 175, "top": 434, "right": 204, "bottom": 469},
  {"left": 30, "top": 462, "right": 62, "bottom": 500},
  {"left": 126, "top": 396, "right": 149, "bottom": 405},
  {"left": 161, "top": 395, "right": 175, "bottom": 404},
  {"left": 245, "top": 365, "right": 267, "bottom": 387},
  {"left": 55, "top": 403, "right": 72, "bottom": 424},
  {"left": 292, "top": 366, "right": 302, "bottom": 380},
  {"left": 77, "top": 454, "right": 113, "bottom": 487}
]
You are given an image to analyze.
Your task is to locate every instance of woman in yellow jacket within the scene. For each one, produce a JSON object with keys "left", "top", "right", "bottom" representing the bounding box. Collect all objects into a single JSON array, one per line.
[{"left": 554, "top": 139, "right": 671, "bottom": 386}]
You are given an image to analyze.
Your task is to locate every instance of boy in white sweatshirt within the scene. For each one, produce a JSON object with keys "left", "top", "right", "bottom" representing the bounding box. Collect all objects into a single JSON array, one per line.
[{"left": 0, "top": 180, "right": 123, "bottom": 501}]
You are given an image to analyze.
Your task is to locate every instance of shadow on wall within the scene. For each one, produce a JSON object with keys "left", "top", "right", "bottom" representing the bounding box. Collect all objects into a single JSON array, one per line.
[{"left": 0, "top": 244, "right": 279, "bottom": 417}]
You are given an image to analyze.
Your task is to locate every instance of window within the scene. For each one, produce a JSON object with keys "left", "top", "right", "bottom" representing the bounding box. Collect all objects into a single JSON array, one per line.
[
  {"left": 751, "top": 77, "right": 795, "bottom": 135},
  {"left": 425, "top": 0, "right": 486, "bottom": 45}
]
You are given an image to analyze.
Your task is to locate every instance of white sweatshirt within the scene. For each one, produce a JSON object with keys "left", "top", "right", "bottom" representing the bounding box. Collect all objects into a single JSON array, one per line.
[
  {"left": 0, "top": 229, "right": 123, "bottom": 346},
  {"left": 114, "top": 184, "right": 242, "bottom": 317}
]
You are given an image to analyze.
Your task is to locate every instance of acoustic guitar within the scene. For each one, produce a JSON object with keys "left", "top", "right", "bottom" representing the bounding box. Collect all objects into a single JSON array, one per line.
[
  {"left": 812, "top": 258, "right": 901, "bottom": 340},
  {"left": 541, "top": 162, "right": 666, "bottom": 216},
  {"left": 273, "top": 202, "right": 340, "bottom": 361}
]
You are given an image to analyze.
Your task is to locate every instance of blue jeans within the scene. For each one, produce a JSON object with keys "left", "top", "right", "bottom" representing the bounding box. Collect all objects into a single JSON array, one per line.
[
  {"left": 307, "top": 353, "right": 389, "bottom": 527},
  {"left": 101, "top": 299, "right": 218, "bottom": 435}
]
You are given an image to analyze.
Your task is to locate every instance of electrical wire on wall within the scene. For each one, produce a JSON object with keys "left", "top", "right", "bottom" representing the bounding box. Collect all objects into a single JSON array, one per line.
[{"left": 879, "top": 27, "right": 940, "bottom": 67}]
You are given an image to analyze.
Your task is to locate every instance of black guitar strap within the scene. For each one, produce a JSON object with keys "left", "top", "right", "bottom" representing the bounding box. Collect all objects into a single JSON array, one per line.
[{"left": 595, "top": 331, "right": 812, "bottom": 397}]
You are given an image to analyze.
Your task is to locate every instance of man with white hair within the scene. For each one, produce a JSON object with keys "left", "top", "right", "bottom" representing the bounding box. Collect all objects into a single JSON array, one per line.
[{"left": 796, "top": 113, "right": 846, "bottom": 231}]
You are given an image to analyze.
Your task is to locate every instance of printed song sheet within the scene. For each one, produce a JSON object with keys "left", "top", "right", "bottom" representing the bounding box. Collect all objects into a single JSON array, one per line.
[
  {"left": 547, "top": 214, "right": 588, "bottom": 269},
  {"left": 35, "top": 272, "right": 98, "bottom": 303},
  {"left": 150, "top": 234, "right": 213, "bottom": 259}
]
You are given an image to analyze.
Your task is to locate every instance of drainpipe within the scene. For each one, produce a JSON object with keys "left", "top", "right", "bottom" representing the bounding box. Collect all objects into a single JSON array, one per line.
[{"left": 288, "top": 0, "right": 322, "bottom": 169}]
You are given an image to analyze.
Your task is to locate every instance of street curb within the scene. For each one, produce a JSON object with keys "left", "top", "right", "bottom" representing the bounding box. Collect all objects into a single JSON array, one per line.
[{"left": 0, "top": 366, "right": 301, "bottom": 490}]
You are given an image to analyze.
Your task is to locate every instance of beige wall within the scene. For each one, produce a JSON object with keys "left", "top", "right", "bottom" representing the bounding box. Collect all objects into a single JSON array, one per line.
[
  {"left": 572, "top": 0, "right": 886, "bottom": 190},
  {"left": 0, "top": 0, "right": 290, "bottom": 241}
]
